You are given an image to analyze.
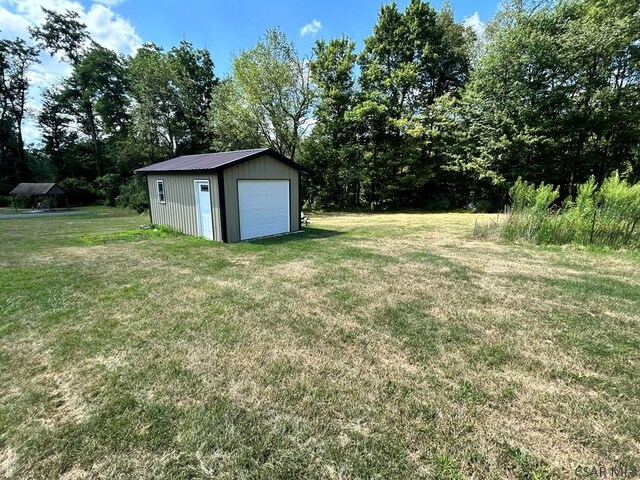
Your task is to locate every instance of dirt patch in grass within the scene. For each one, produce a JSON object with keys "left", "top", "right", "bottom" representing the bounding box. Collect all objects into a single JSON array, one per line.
[
  {"left": 0, "top": 447, "right": 18, "bottom": 478},
  {"left": 42, "top": 371, "right": 89, "bottom": 426}
]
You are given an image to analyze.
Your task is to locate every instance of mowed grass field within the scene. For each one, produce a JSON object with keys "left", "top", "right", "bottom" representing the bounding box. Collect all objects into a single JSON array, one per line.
[{"left": 1, "top": 208, "right": 639, "bottom": 479}]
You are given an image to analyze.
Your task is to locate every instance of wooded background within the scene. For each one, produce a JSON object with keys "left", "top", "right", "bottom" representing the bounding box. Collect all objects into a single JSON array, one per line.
[{"left": 1, "top": 0, "right": 638, "bottom": 211}]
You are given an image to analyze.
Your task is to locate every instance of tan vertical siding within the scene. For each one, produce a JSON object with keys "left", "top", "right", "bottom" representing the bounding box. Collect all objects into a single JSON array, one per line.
[
  {"left": 223, "top": 154, "right": 300, "bottom": 242},
  {"left": 146, "top": 173, "right": 222, "bottom": 241}
]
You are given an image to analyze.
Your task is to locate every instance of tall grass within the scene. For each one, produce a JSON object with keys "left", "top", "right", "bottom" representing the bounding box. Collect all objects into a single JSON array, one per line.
[{"left": 499, "top": 174, "right": 640, "bottom": 249}]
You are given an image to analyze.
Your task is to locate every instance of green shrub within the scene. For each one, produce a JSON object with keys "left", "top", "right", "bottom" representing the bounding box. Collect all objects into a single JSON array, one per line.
[
  {"left": 502, "top": 178, "right": 560, "bottom": 243},
  {"left": 116, "top": 176, "right": 148, "bottom": 213},
  {"left": 596, "top": 173, "right": 640, "bottom": 248},
  {"left": 473, "top": 198, "right": 494, "bottom": 213},
  {"left": 0, "top": 194, "right": 40, "bottom": 209},
  {"left": 94, "top": 174, "right": 121, "bottom": 206},
  {"left": 427, "top": 198, "right": 451, "bottom": 211},
  {"left": 501, "top": 173, "right": 640, "bottom": 250}
]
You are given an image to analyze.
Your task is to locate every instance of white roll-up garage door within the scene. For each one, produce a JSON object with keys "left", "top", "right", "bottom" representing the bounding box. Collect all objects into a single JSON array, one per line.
[{"left": 238, "top": 180, "right": 290, "bottom": 240}]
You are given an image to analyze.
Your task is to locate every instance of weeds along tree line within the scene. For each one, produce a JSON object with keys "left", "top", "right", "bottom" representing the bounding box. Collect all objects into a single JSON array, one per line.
[
  {"left": 1, "top": 0, "right": 639, "bottom": 213},
  {"left": 475, "top": 173, "right": 640, "bottom": 249}
]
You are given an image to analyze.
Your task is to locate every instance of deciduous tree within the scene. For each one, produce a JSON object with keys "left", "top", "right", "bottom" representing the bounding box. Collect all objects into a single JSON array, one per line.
[
  {"left": 227, "top": 28, "right": 314, "bottom": 160},
  {"left": 0, "top": 38, "right": 40, "bottom": 185}
]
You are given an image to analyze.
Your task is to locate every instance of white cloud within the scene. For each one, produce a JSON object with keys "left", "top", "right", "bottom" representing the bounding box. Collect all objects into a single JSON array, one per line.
[
  {"left": 2, "top": 0, "right": 83, "bottom": 27},
  {"left": 21, "top": 117, "right": 42, "bottom": 145},
  {"left": 0, "top": 5, "right": 30, "bottom": 38},
  {"left": 0, "top": 0, "right": 141, "bottom": 143},
  {"left": 464, "top": 12, "right": 485, "bottom": 38},
  {"left": 85, "top": 3, "right": 140, "bottom": 54},
  {"left": 0, "top": 0, "right": 141, "bottom": 55},
  {"left": 299, "top": 19, "right": 322, "bottom": 37},
  {"left": 94, "top": 0, "right": 125, "bottom": 6}
]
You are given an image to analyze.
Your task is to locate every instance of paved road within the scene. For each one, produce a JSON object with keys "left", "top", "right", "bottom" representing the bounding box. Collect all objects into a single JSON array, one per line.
[{"left": 0, "top": 210, "right": 89, "bottom": 220}]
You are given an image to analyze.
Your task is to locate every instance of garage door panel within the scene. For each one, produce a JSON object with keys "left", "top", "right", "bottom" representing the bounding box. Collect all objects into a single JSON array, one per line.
[{"left": 238, "top": 180, "right": 290, "bottom": 240}]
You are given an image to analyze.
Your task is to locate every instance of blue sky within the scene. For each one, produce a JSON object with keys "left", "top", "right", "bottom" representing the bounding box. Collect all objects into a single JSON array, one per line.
[
  {"left": 0, "top": 0, "right": 494, "bottom": 142},
  {"left": 114, "top": 0, "right": 493, "bottom": 76}
]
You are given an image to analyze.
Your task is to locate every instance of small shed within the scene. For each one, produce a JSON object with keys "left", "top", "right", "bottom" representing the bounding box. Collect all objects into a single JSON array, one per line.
[
  {"left": 9, "top": 183, "right": 68, "bottom": 211},
  {"left": 134, "top": 148, "right": 307, "bottom": 242}
]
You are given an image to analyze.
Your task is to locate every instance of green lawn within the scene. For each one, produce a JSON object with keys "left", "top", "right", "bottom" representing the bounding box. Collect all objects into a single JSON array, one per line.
[{"left": 1, "top": 208, "right": 639, "bottom": 479}]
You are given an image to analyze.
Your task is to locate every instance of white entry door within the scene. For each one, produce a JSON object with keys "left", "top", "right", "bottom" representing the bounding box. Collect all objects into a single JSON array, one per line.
[
  {"left": 194, "top": 180, "right": 213, "bottom": 240},
  {"left": 238, "top": 180, "right": 290, "bottom": 240}
]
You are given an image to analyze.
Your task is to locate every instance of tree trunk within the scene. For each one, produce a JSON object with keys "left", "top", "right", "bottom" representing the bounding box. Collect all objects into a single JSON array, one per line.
[
  {"left": 84, "top": 99, "right": 101, "bottom": 175},
  {"left": 14, "top": 120, "right": 26, "bottom": 182},
  {"left": 9, "top": 88, "right": 27, "bottom": 182}
]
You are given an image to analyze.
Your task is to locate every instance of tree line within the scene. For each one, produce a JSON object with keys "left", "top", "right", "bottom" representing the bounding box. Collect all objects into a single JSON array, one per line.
[{"left": 1, "top": 0, "right": 638, "bottom": 211}]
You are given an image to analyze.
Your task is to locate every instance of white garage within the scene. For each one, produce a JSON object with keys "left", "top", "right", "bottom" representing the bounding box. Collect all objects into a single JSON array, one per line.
[
  {"left": 238, "top": 180, "right": 290, "bottom": 240},
  {"left": 135, "top": 148, "right": 307, "bottom": 242}
]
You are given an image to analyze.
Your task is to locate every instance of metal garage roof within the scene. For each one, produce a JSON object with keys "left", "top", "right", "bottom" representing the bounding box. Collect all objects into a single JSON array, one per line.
[
  {"left": 134, "top": 148, "right": 307, "bottom": 174},
  {"left": 10, "top": 183, "right": 66, "bottom": 195}
]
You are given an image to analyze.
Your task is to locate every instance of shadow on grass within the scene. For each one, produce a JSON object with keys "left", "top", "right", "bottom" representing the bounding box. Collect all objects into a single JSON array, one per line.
[
  {"left": 509, "top": 272, "right": 640, "bottom": 304},
  {"left": 246, "top": 226, "right": 344, "bottom": 245},
  {"left": 405, "top": 250, "right": 478, "bottom": 282},
  {"left": 307, "top": 209, "right": 477, "bottom": 216}
]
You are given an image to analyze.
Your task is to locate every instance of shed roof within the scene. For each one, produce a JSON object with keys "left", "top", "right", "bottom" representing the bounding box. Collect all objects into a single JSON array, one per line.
[
  {"left": 10, "top": 183, "right": 66, "bottom": 195},
  {"left": 134, "top": 148, "right": 308, "bottom": 174}
]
